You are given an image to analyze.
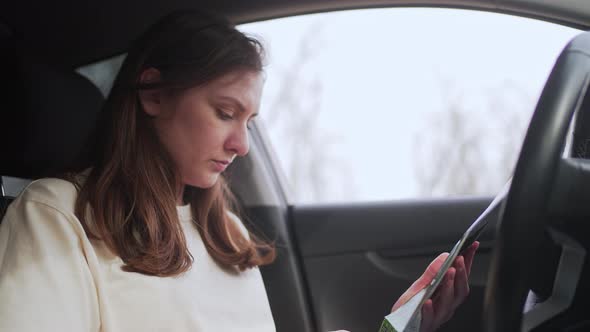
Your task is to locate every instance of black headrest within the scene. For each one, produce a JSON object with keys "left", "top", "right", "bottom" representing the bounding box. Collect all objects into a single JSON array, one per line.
[{"left": 2, "top": 48, "right": 105, "bottom": 179}]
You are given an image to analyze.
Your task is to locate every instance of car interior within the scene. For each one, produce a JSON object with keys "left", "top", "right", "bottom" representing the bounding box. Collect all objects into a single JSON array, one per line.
[{"left": 2, "top": 1, "right": 590, "bottom": 331}]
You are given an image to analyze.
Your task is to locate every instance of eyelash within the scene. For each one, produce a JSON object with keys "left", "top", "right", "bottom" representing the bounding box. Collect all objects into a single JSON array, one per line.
[
  {"left": 216, "top": 109, "right": 233, "bottom": 121},
  {"left": 217, "top": 109, "right": 253, "bottom": 130}
]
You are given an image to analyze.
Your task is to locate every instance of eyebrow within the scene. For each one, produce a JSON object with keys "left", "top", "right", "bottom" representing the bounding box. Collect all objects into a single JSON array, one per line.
[{"left": 217, "top": 95, "right": 259, "bottom": 117}]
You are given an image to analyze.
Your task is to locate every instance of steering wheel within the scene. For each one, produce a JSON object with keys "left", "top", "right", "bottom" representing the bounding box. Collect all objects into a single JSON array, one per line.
[{"left": 483, "top": 31, "right": 590, "bottom": 331}]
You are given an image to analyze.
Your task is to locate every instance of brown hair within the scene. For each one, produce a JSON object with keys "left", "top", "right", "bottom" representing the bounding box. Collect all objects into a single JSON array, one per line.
[{"left": 67, "top": 10, "right": 275, "bottom": 276}]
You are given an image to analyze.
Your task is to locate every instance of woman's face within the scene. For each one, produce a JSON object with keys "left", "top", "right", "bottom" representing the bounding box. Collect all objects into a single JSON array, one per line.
[{"left": 141, "top": 69, "right": 263, "bottom": 190}]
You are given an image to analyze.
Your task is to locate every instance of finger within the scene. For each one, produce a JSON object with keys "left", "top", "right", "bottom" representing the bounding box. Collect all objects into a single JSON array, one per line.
[
  {"left": 464, "top": 241, "right": 479, "bottom": 275},
  {"left": 422, "top": 252, "right": 450, "bottom": 282},
  {"left": 392, "top": 253, "right": 450, "bottom": 311},
  {"left": 420, "top": 299, "right": 434, "bottom": 332},
  {"left": 452, "top": 256, "right": 470, "bottom": 307},
  {"left": 432, "top": 267, "right": 456, "bottom": 325}
]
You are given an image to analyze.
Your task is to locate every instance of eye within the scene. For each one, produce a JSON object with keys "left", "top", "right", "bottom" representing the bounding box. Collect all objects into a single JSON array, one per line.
[{"left": 216, "top": 108, "right": 234, "bottom": 121}]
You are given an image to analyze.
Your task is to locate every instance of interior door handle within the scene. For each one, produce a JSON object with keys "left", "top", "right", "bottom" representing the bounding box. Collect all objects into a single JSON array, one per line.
[{"left": 367, "top": 246, "right": 491, "bottom": 286}]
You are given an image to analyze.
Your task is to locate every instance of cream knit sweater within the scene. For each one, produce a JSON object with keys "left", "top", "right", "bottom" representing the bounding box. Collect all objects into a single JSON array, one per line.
[{"left": 0, "top": 178, "right": 275, "bottom": 332}]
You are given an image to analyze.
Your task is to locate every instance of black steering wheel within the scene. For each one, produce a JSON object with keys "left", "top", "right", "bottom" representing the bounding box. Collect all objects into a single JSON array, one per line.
[{"left": 483, "top": 31, "right": 590, "bottom": 331}]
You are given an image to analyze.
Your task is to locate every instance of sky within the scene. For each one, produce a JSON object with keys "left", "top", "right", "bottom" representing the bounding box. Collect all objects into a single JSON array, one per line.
[{"left": 238, "top": 7, "right": 580, "bottom": 204}]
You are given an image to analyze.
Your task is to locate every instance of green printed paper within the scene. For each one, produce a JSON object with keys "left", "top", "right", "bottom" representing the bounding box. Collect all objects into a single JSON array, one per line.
[{"left": 377, "top": 288, "right": 425, "bottom": 332}]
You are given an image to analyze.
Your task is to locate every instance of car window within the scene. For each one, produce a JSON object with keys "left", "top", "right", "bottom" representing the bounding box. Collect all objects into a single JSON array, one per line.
[
  {"left": 77, "top": 8, "right": 580, "bottom": 205},
  {"left": 238, "top": 8, "right": 580, "bottom": 204},
  {"left": 77, "top": 54, "right": 125, "bottom": 97}
]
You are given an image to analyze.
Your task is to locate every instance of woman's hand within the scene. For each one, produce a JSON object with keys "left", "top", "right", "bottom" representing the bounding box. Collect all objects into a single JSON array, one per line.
[{"left": 390, "top": 241, "right": 479, "bottom": 332}]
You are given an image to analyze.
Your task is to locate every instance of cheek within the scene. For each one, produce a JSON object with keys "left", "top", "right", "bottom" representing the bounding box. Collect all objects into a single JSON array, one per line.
[
  {"left": 186, "top": 114, "right": 225, "bottom": 152},
  {"left": 172, "top": 105, "right": 228, "bottom": 163},
  {"left": 153, "top": 107, "right": 201, "bottom": 164},
  {"left": 154, "top": 99, "right": 231, "bottom": 186}
]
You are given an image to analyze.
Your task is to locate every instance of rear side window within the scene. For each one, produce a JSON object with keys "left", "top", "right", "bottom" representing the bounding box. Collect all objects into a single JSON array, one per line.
[
  {"left": 238, "top": 8, "right": 580, "bottom": 204},
  {"left": 77, "top": 54, "right": 125, "bottom": 97}
]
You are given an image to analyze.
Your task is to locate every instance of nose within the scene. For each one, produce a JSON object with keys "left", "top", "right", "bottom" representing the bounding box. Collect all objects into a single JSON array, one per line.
[{"left": 225, "top": 124, "right": 250, "bottom": 157}]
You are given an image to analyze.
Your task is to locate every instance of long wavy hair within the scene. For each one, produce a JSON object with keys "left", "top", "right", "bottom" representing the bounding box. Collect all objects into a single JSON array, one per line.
[{"left": 66, "top": 10, "right": 275, "bottom": 276}]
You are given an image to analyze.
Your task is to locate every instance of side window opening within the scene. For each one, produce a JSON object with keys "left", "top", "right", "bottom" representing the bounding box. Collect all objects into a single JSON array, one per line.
[{"left": 239, "top": 8, "right": 580, "bottom": 204}]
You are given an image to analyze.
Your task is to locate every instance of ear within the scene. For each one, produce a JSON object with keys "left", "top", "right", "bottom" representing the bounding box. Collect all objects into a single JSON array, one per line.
[{"left": 137, "top": 68, "right": 164, "bottom": 116}]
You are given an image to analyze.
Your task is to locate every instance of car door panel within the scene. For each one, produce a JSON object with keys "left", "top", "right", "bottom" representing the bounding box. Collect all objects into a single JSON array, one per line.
[{"left": 291, "top": 197, "right": 497, "bottom": 332}]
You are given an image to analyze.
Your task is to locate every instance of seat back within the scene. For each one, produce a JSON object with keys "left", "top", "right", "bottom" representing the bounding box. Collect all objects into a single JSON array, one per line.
[{"left": 0, "top": 44, "right": 105, "bottom": 220}]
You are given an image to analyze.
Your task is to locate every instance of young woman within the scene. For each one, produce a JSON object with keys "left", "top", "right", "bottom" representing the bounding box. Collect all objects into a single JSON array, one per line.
[{"left": 0, "top": 10, "right": 477, "bottom": 332}]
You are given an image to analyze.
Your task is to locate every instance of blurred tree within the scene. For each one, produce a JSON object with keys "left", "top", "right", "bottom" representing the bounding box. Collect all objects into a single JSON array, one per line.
[
  {"left": 260, "top": 23, "right": 355, "bottom": 203},
  {"left": 413, "top": 78, "right": 532, "bottom": 197}
]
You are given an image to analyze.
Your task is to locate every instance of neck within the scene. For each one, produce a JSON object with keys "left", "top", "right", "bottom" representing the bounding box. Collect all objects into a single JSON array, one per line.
[{"left": 177, "top": 184, "right": 186, "bottom": 206}]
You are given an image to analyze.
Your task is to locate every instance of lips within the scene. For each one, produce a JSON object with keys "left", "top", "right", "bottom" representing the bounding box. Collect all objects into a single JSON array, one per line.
[{"left": 211, "top": 159, "right": 231, "bottom": 172}]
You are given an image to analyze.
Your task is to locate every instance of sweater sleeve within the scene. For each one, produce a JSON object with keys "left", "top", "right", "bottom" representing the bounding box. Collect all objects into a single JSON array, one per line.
[{"left": 0, "top": 196, "right": 100, "bottom": 331}]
